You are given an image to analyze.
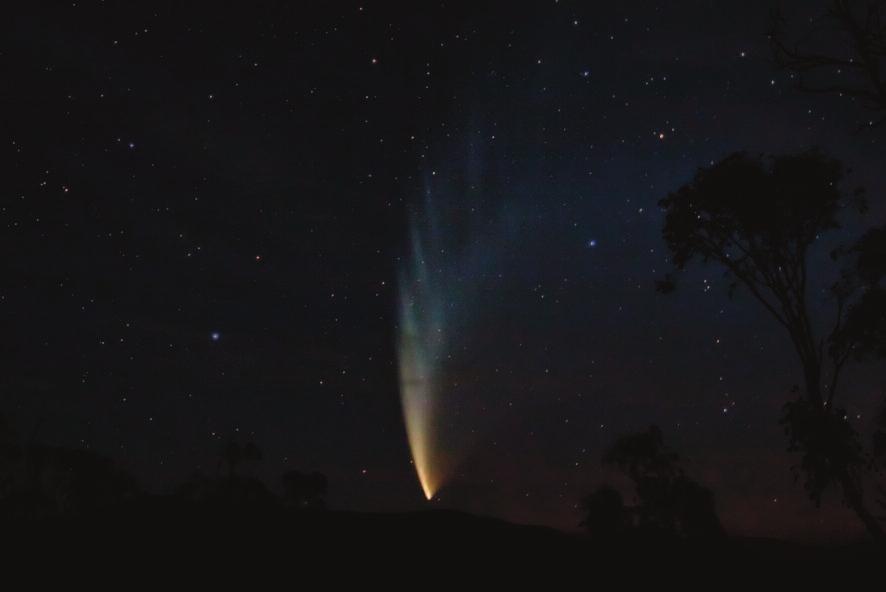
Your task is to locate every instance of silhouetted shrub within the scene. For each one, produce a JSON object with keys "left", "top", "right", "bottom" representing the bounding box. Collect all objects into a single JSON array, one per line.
[
  {"left": 580, "top": 485, "right": 629, "bottom": 539},
  {"left": 582, "top": 426, "right": 724, "bottom": 540},
  {"left": 281, "top": 470, "right": 327, "bottom": 510}
]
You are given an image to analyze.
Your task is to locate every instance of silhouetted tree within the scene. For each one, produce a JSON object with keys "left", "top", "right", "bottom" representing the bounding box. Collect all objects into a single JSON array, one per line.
[
  {"left": 874, "top": 405, "right": 886, "bottom": 512},
  {"left": 580, "top": 485, "right": 629, "bottom": 539},
  {"left": 177, "top": 470, "right": 274, "bottom": 507},
  {"left": 1, "top": 440, "right": 138, "bottom": 518},
  {"left": 657, "top": 150, "right": 885, "bottom": 540},
  {"left": 838, "top": 225, "right": 886, "bottom": 361},
  {"left": 581, "top": 427, "right": 723, "bottom": 540},
  {"left": 668, "top": 473, "right": 724, "bottom": 540},
  {"left": 219, "top": 438, "right": 263, "bottom": 478},
  {"left": 770, "top": 0, "right": 886, "bottom": 127},
  {"left": 281, "top": 470, "right": 328, "bottom": 510},
  {"left": 599, "top": 426, "right": 724, "bottom": 540},
  {"left": 841, "top": 226, "right": 886, "bottom": 514},
  {"left": 178, "top": 437, "right": 272, "bottom": 508}
]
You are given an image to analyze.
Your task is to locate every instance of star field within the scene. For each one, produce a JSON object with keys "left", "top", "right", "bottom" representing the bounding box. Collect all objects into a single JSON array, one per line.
[{"left": 3, "top": 0, "right": 885, "bottom": 540}]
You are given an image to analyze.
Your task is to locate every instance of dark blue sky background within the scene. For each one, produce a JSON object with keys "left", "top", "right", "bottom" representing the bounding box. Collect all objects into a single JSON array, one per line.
[{"left": 3, "top": 1, "right": 884, "bottom": 540}]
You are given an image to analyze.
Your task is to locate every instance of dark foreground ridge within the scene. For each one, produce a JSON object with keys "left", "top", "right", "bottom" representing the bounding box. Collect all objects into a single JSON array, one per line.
[{"left": 5, "top": 498, "right": 879, "bottom": 562}]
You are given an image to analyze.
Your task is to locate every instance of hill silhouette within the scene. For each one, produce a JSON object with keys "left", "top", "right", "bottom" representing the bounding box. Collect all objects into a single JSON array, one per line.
[{"left": 4, "top": 500, "right": 879, "bottom": 563}]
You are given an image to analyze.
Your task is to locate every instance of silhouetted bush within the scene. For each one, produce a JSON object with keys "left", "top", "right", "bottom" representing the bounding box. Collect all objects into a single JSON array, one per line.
[
  {"left": 0, "top": 430, "right": 139, "bottom": 519},
  {"left": 580, "top": 485, "right": 629, "bottom": 539},
  {"left": 281, "top": 470, "right": 328, "bottom": 510},
  {"left": 582, "top": 426, "right": 724, "bottom": 541}
]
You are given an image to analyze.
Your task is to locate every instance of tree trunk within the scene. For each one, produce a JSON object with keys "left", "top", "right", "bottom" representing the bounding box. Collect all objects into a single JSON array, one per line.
[
  {"left": 799, "top": 360, "right": 884, "bottom": 543},
  {"left": 838, "top": 469, "right": 885, "bottom": 544}
]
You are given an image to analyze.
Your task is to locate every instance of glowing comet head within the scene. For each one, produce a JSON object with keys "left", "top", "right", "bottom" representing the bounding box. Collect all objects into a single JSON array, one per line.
[
  {"left": 400, "top": 369, "right": 438, "bottom": 500},
  {"left": 398, "top": 366, "right": 437, "bottom": 499}
]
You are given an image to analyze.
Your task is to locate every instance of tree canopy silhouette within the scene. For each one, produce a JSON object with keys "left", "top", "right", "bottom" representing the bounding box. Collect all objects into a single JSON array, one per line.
[
  {"left": 219, "top": 438, "right": 263, "bottom": 479},
  {"left": 581, "top": 426, "right": 723, "bottom": 541},
  {"left": 580, "top": 485, "right": 630, "bottom": 539},
  {"left": 0, "top": 415, "right": 139, "bottom": 519},
  {"left": 770, "top": 0, "right": 886, "bottom": 127},
  {"left": 281, "top": 470, "right": 328, "bottom": 510},
  {"left": 657, "top": 149, "right": 886, "bottom": 541}
]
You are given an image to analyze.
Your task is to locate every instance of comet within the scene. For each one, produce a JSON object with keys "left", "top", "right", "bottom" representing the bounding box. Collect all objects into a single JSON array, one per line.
[
  {"left": 396, "top": 144, "right": 515, "bottom": 500},
  {"left": 397, "top": 220, "right": 449, "bottom": 500}
]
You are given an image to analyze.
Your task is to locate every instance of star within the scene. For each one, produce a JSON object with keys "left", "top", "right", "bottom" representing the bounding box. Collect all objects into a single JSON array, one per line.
[{"left": 210, "top": 331, "right": 221, "bottom": 342}]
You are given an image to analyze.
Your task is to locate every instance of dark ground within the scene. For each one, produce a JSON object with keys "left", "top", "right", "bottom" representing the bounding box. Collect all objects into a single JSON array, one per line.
[{"left": 6, "top": 501, "right": 879, "bottom": 564}]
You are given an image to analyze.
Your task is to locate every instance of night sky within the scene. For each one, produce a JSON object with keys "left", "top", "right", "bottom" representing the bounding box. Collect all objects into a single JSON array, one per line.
[{"left": 4, "top": 1, "right": 885, "bottom": 541}]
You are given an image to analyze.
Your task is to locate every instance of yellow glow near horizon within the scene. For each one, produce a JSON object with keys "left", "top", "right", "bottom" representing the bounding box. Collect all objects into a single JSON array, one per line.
[
  {"left": 402, "top": 389, "right": 437, "bottom": 501},
  {"left": 397, "top": 310, "right": 442, "bottom": 500},
  {"left": 396, "top": 221, "right": 449, "bottom": 500}
]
